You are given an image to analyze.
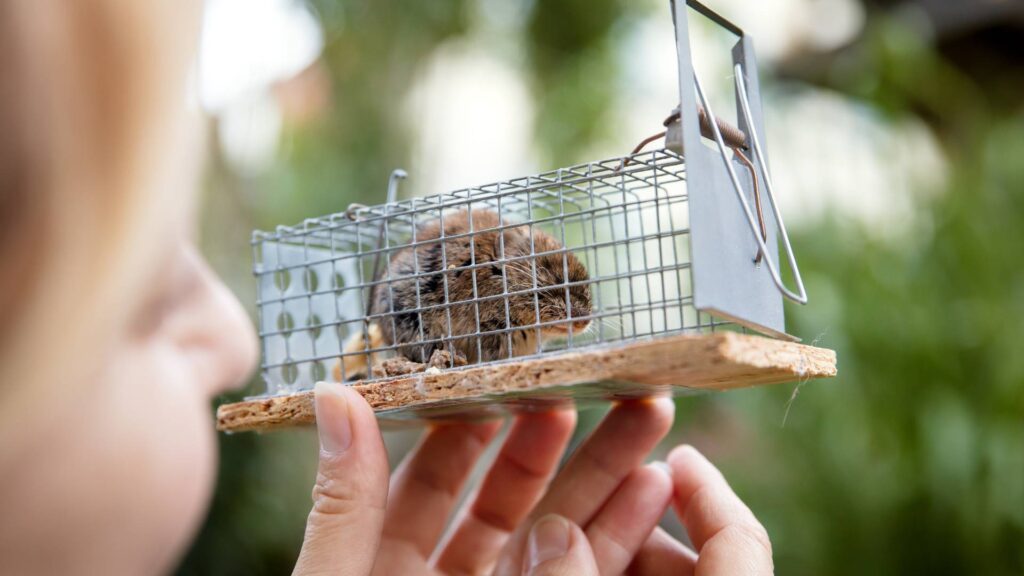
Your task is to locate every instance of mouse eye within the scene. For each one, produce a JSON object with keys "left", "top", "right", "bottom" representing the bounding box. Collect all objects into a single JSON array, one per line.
[{"left": 554, "top": 270, "right": 567, "bottom": 286}]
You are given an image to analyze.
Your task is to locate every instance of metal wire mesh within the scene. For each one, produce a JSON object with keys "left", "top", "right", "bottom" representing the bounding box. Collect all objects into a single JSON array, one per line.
[{"left": 252, "top": 149, "right": 731, "bottom": 397}]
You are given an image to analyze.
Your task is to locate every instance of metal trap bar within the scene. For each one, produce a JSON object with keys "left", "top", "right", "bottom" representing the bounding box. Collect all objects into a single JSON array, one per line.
[{"left": 251, "top": 149, "right": 734, "bottom": 398}]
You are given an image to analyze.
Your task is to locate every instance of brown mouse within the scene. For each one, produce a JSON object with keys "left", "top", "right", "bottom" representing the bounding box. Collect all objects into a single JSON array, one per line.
[{"left": 334, "top": 208, "right": 591, "bottom": 380}]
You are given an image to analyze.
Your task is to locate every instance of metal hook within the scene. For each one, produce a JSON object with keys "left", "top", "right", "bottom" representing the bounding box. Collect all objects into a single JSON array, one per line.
[
  {"left": 692, "top": 69, "right": 808, "bottom": 305},
  {"left": 386, "top": 169, "right": 407, "bottom": 205},
  {"left": 345, "top": 169, "right": 407, "bottom": 222},
  {"left": 345, "top": 203, "right": 368, "bottom": 221}
]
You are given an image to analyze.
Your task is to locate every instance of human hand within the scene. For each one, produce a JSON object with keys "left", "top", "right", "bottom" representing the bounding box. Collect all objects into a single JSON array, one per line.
[
  {"left": 623, "top": 445, "right": 774, "bottom": 575},
  {"left": 489, "top": 420, "right": 775, "bottom": 576},
  {"left": 290, "top": 382, "right": 674, "bottom": 575},
  {"left": 290, "top": 382, "right": 771, "bottom": 575}
]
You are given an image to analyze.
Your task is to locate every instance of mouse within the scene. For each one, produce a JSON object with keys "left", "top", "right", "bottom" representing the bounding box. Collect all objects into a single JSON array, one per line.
[{"left": 333, "top": 208, "right": 592, "bottom": 381}]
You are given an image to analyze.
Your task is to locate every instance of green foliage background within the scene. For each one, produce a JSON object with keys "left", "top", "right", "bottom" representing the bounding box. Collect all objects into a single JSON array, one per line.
[{"left": 180, "top": 1, "right": 1024, "bottom": 574}]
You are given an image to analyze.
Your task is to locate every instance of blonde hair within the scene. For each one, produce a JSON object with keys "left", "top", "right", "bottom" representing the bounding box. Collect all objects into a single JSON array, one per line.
[{"left": 0, "top": 0, "right": 203, "bottom": 449}]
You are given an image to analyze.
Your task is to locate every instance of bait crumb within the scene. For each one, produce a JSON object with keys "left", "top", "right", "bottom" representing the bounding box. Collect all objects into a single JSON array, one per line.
[{"left": 369, "top": 349, "right": 468, "bottom": 378}]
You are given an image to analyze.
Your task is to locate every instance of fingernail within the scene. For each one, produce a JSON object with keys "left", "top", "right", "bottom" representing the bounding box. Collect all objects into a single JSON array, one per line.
[
  {"left": 651, "top": 395, "right": 677, "bottom": 413},
  {"left": 651, "top": 460, "right": 673, "bottom": 479},
  {"left": 314, "top": 382, "right": 352, "bottom": 454},
  {"left": 527, "top": 514, "right": 571, "bottom": 570}
]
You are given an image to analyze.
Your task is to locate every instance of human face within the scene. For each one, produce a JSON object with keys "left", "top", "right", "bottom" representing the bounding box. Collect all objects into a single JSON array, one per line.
[{"left": 0, "top": 238, "right": 258, "bottom": 575}]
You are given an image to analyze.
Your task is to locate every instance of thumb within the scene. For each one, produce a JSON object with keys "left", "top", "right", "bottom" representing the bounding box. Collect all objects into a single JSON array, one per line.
[
  {"left": 293, "top": 382, "right": 389, "bottom": 576},
  {"left": 523, "top": 515, "right": 600, "bottom": 576}
]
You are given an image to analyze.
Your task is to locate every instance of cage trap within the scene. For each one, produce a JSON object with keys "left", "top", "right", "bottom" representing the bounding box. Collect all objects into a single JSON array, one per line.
[{"left": 217, "top": 0, "right": 837, "bottom": 433}]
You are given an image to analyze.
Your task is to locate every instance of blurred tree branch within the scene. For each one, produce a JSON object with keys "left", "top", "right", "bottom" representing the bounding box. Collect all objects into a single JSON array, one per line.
[{"left": 776, "top": 0, "right": 1024, "bottom": 144}]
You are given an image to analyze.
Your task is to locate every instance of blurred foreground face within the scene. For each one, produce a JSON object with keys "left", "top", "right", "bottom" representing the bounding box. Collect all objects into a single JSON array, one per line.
[
  {"left": 0, "top": 242, "right": 260, "bottom": 574},
  {"left": 0, "top": 1, "right": 258, "bottom": 574}
]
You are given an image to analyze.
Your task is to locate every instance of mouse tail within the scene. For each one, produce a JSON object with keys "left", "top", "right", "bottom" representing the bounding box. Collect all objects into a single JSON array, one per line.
[{"left": 332, "top": 323, "right": 384, "bottom": 382}]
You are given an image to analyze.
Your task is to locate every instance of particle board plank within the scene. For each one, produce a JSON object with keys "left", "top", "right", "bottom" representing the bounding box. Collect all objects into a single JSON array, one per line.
[{"left": 216, "top": 332, "right": 836, "bottom": 433}]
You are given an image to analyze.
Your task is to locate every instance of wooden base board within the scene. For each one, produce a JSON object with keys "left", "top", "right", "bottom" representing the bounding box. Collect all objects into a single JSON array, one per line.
[{"left": 216, "top": 332, "right": 837, "bottom": 433}]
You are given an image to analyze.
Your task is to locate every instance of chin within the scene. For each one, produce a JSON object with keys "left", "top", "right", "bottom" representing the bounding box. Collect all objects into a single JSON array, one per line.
[{"left": 148, "top": 406, "right": 219, "bottom": 572}]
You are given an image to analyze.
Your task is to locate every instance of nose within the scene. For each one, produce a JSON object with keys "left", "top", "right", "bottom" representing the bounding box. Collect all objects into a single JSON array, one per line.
[
  {"left": 570, "top": 308, "right": 591, "bottom": 331},
  {"left": 573, "top": 318, "right": 591, "bottom": 326},
  {"left": 181, "top": 247, "right": 260, "bottom": 397}
]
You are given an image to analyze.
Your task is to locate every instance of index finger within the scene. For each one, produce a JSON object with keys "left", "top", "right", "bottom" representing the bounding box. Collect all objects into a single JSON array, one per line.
[{"left": 667, "top": 445, "right": 774, "bottom": 575}]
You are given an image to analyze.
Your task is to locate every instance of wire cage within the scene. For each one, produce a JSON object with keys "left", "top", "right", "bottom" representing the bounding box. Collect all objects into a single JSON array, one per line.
[
  {"left": 252, "top": 149, "right": 742, "bottom": 397},
  {"left": 212, "top": 0, "right": 837, "bottom": 422}
]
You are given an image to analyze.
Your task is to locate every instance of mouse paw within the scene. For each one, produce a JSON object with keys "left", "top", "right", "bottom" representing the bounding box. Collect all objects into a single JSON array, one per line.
[
  {"left": 371, "top": 356, "right": 427, "bottom": 378},
  {"left": 428, "top": 349, "right": 469, "bottom": 370}
]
